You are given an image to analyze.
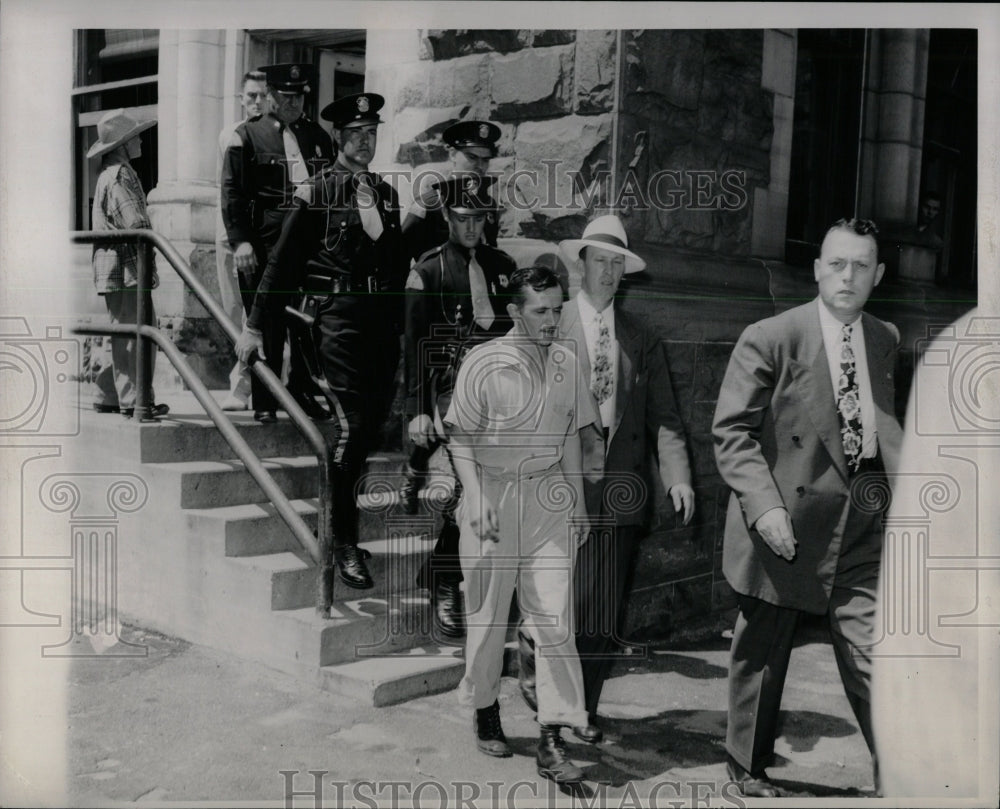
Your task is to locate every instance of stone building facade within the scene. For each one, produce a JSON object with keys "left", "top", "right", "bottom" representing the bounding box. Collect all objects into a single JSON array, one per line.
[{"left": 71, "top": 27, "right": 977, "bottom": 640}]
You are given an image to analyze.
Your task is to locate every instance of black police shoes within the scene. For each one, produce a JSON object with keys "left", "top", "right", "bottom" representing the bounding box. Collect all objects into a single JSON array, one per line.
[
  {"left": 122, "top": 403, "right": 170, "bottom": 419},
  {"left": 537, "top": 725, "right": 585, "bottom": 784},
  {"left": 726, "top": 755, "right": 780, "bottom": 798},
  {"left": 254, "top": 410, "right": 278, "bottom": 424},
  {"left": 336, "top": 544, "right": 374, "bottom": 589},
  {"left": 571, "top": 723, "right": 603, "bottom": 744}
]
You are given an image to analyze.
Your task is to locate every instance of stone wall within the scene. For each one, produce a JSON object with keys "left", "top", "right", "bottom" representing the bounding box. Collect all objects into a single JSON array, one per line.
[
  {"left": 368, "top": 30, "right": 619, "bottom": 239},
  {"left": 617, "top": 30, "right": 775, "bottom": 257}
]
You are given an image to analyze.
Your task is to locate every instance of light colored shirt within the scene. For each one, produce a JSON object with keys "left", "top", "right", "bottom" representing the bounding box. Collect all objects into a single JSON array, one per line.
[
  {"left": 577, "top": 290, "right": 618, "bottom": 431},
  {"left": 444, "top": 334, "right": 597, "bottom": 475},
  {"left": 817, "top": 297, "right": 878, "bottom": 459}
]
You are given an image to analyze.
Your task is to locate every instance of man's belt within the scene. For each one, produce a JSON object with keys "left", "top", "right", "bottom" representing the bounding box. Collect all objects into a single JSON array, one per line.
[{"left": 302, "top": 272, "right": 382, "bottom": 295}]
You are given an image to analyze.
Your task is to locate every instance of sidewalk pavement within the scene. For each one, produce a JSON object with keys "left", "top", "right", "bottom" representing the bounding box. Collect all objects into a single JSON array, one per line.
[{"left": 66, "top": 619, "right": 877, "bottom": 806}]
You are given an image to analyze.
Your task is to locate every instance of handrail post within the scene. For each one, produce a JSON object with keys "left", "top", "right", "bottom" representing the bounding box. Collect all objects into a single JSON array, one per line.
[
  {"left": 135, "top": 240, "right": 153, "bottom": 421},
  {"left": 318, "top": 453, "right": 335, "bottom": 614}
]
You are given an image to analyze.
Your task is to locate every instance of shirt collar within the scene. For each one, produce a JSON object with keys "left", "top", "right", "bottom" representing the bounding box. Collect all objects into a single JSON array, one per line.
[
  {"left": 817, "top": 296, "right": 862, "bottom": 341},
  {"left": 577, "top": 290, "right": 614, "bottom": 324}
]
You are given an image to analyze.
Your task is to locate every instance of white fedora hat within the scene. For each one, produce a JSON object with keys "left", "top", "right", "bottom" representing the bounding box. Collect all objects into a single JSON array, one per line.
[
  {"left": 559, "top": 214, "right": 646, "bottom": 274},
  {"left": 87, "top": 109, "right": 157, "bottom": 159}
]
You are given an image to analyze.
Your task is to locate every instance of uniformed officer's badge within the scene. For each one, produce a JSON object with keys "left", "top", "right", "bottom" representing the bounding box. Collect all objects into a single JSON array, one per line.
[
  {"left": 479, "top": 123, "right": 490, "bottom": 140},
  {"left": 498, "top": 274, "right": 509, "bottom": 287},
  {"left": 315, "top": 145, "right": 322, "bottom": 157},
  {"left": 464, "top": 176, "right": 478, "bottom": 192},
  {"left": 405, "top": 269, "right": 425, "bottom": 291},
  {"left": 358, "top": 96, "right": 370, "bottom": 113},
  {"left": 290, "top": 65, "right": 301, "bottom": 79}
]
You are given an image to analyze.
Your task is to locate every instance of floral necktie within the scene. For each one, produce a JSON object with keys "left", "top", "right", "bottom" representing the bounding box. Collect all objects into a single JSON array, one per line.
[
  {"left": 591, "top": 312, "right": 613, "bottom": 405},
  {"left": 837, "top": 323, "right": 863, "bottom": 473}
]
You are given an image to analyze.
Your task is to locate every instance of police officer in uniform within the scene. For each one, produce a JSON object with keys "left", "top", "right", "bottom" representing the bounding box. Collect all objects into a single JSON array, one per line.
[
  {"left": 404, "top": 175, "right": 515, "bottom": 636},
  {"left": 235, "top": 92, "right": 405, "bottom": 590},
  {"left": 402, "top": 120, "right": 502, "bottom": 264},
  {"left": 398, "top": 120, "right": 502, "bottom": 510},
  {"left": 222, "top": 62, "right": 335, "bottom": 422}
]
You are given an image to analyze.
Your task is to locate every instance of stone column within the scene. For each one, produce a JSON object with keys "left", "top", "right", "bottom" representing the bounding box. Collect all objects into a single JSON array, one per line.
[
  {"left": 859, "top": 29, "right": 930, "bottom": 226},
  {"left": 146, "top": 29, "right": 234, "bottom": 390}
]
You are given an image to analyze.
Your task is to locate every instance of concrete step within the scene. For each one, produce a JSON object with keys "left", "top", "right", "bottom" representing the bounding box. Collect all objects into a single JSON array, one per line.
[
  {"left": 144, "top": 456, "right": 321, "bottom": 508},
  {"left": 317, "top": 645, "right": 465, "bottom": 707},
  {"left": 184, "top": 488, "right": 453, "bottom": 557}
]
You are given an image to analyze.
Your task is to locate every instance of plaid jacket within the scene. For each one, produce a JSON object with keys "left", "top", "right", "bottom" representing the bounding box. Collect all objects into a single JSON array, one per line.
[{"left": 91, "top": 161, "right": 158, "bottom": 293}]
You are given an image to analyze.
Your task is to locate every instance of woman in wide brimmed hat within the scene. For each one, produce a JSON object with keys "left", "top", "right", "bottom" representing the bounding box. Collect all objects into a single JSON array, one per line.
[{"left": 89, "top": 109, "right": 169, "bottom": 419}]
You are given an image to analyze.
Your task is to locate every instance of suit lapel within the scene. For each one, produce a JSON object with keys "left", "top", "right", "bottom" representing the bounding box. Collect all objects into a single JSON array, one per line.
[
  {"left": 560, "top": 299, "right": 601, "bottom": 428},
  {"left": 790, "top": 303, "right": 850, "bottom": 482},
  {"left": 610, "top": 313, "right": 635, "bottom": 444}
]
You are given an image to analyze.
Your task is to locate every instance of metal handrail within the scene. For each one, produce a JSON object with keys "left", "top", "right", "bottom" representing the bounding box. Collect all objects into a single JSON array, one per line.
[{"left": 72, "top": 229, "right": 335, "bottom": 615}]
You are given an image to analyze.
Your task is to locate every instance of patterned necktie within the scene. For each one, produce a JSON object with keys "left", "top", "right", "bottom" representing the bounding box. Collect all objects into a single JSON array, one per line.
[
  {"left": 468, "top": 249, "right": 494, "bottom": 330},
  {"left": 591, "top": 312, "right": 613, "bottom": 405},
  {"left": 837, "top": 323, "right": 863, "bottom": 473}
]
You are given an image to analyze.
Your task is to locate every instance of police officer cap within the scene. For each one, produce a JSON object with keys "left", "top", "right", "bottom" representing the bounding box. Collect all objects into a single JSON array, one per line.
[
  {"left": 258, "top": 63, "right": 314, "bottom": 95},
  {"left": 443, "top": 120, "right": 501, "bottom": 156},
  {"left": 436, "top": 174, "right": 497, "bottom": 214},
  {"left": 321, "top": 93, "right": 385, "bottom": 128}
]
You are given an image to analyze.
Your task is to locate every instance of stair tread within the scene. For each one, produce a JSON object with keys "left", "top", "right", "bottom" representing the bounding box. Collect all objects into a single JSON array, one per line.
[
  {"left": 146, "top": 455, "right": 320, "bottom": 472},
  {"left": 320, "top": 645, "right": 464, "bottom": 679}
]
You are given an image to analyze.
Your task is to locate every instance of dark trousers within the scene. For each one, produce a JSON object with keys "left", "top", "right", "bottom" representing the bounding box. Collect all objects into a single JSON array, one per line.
[
  {"left": 574, "top": 523, "right": 640, "bottom": 718},
  {"left": 316, "top": 295, "right": 400, "bottom": 548},
  {"left": 726, "top": 571, "right": 879, "bottom": 774}
]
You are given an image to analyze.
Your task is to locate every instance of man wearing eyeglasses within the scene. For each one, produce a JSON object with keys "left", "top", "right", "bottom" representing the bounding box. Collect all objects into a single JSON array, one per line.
[
  {"left": 221, "top": 63, "right": 335, "bottom": 423},
  {"left": 712, "top": 218, "right": 904, "bottom": 797},
  {"left": 216, "top": 70, "right": 269, "bottom": 412}
]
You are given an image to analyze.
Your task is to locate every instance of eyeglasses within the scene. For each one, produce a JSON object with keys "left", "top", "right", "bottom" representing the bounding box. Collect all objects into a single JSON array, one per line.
[{"left": 833, "top": 217, "right": 879, "bottom": 236}]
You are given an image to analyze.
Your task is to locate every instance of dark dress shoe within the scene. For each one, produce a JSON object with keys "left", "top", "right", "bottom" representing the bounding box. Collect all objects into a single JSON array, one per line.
[
  {"left": 517, "top": 626, "right": 538, "bottom": 712},
  {"left": 289, "top": 390, "right": 330, "bottom": 421},
  {"left": 726, "top": 755, "right": 780, "bottom": 798},
  {"left": 122, "top": 403, "right": 170, "bottom": 419},
  {"left": 335, "top": 544, "right": 374, "bottom": 589},
  {"left": 571, "top": 724, "right": 603, "bottom": 744},
  {"left": 253, "top": 410, "right": 278, "bottom": 424},
  {"left": 537, "top": 725, "right": 585, "bottom": 784},
  {"left": 433, "top": 579, "right": 465, "bottom": 638},
  {"left": 398, "top": 464, "right": 425, "bottom": 514},
  {"left": 93, "top": 403, "right": 120, "bottom": 414},
  {"left": 474, "top": 700, "right": 511, "bottom": 757}
]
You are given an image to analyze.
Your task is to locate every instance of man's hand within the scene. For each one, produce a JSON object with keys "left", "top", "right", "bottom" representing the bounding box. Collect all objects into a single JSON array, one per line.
[
  {"left": 669, "top": 483, "right": 695, "bottom": 525},
  {"left": 470, "top": 497, "right": 500, "bottom": 543},
  {"left": 234, "top": 241, "right": 257, "bottom": 273},
  {"left": 408, "top": 414, "right": 436, "bottom": 449},
  {"left": 753, "top": 507, "right": 797, "bottom": 561},
  {"left": 235, "top": 326, "right": 264, "bottom": 365},
  {"left": 571, "top": 513, "right": 590, "bottom": 548}
]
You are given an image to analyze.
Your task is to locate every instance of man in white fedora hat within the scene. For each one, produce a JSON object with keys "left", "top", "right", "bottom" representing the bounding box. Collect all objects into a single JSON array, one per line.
[
  {"left": 518, "top": 213, "right": 695, "bottom": 742},
  {"left": 89, "top": 108, "right": 169, "bottom": 419}
]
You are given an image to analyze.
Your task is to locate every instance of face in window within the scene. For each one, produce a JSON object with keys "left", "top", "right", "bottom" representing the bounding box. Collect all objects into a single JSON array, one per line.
[
  {"left": 813, "top": 228, "right": 885, "bottom": 323},
  {"left": 579, "top": 245, "right": 626, "bottom": 311},
  {"left": 269, "top": 90, "right": 304, "bottom": 124},
  {"left": 446, "top": 209, "right": 487, "bottom": 249},
  {"left": 339, "top": 124, "right": 378, "bottom": 169},
  {"left": 240, "top": 79, "right": 268, "bottom": 119}
]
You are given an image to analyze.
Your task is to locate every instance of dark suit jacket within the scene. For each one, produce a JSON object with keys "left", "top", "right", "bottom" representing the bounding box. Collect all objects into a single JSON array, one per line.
[
  {"left": 560, "top": 297, "right": 692, "bottom": 527},
  {"left": 712, "top": 298, "right": 904, "bottom": 613}
]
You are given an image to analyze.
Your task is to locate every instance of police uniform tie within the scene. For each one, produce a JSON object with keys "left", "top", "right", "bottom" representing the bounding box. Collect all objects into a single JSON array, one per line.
[
  {"left": 836, "top": 323, "right": 863, "bottom": 473},
  {"left": 468, "top": 249, "right": 494, "bottom": 330},
  {"left": 280, "top": 125, "right": 309, "bottom": 188},
  {"left": 591, "top": 312, "right": 614, "bottom": 405},
  {"left": 355, "top": 172, "right": 384, "bottom": 241}
]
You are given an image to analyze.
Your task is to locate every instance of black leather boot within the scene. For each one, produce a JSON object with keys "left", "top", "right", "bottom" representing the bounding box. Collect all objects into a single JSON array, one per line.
[
  {"left": 537, "top": 725, "right": 585, "bottom": 783},
  {"left": 474, "top": 700, "right": 511, "bottom": 757},
  {"left": 335, "top": 544, "right": 373, "bottom": 589},
  {"left": 517, "top": 625, "right": 538, "bottom": 712},
  {"left": 398, "top": 464, "right": 425, "bottom": 515}
]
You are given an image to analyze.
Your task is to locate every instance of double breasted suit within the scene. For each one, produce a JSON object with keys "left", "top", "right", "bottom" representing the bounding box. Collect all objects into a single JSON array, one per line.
[
  {"left": 559, "top": 297, "right": 692, "bottom": 717},
  {"left": 712, "top": 298, "right": 903, "bottom": 774}
]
